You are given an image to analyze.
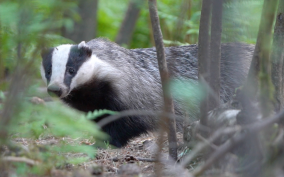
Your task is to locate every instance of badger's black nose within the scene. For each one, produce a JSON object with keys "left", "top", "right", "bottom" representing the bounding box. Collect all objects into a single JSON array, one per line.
[{"left": 47, "top": 84, "right": 62, "bottom": 97}]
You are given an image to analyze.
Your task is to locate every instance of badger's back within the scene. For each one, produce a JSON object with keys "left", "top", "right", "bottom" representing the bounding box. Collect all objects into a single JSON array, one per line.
[
  {"left": 87, "top": 39, "right": 253, "bottom": 104},
  {"left": 131, "top": 43, "right": 253, "bottom": 101}
]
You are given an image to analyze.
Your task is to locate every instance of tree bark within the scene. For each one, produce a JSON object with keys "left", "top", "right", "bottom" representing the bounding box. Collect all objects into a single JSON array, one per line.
[
  {"left": 148, "top": 0, "right": 177, "bottom": 167},
  {"left": 235, "top": 1, "right": 278, "bottom": 176},
  {"left": 62, "top": 0, "right": 98, "bottom": 43},
  {"left": 115, "top": 0, "right": 143, "bottom": 46},
  {"left": 208, "top": 0, "right": 223, "bottom": 110},
  {"left": 271, "top": 1, "right": 284, "bottom": 112},
  {"left": 198, "top": 0, "right": 211, "bottom": 128},
  {"left": 240, "top": 0, "right": 278, "bottom": 118}
]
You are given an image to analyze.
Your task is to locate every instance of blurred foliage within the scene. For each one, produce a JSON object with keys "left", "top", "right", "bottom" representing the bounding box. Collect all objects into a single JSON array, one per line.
[
  {"left": 170, "top": 79, "right": 204, "bottom": 121},
  {"left": 97, "top": 0, "right": 202, "bottom": 48},
  {"left": 0, "top": 0, "right": 105, "bottom": 175},
  {"left": 0, "top": 0, "right": 76, "bottom": 71},
  {"left": 222, "top": 0, "right": 263, "bottom": 43},
  {"left": 85, "top": 109, "right": 117, "bottom": 120},
  {"left": 8, "top": 99, "right": 105, "bottom": 140},
  {"left": 97, "top": 0, "right": 263, "bottom": 48}
]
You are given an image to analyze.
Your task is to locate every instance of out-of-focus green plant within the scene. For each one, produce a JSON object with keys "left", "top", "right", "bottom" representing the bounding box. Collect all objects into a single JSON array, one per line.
[
  {"left": 96, "top": 0, "right": 262, "bottom": 48},
  {"left": 85, "top": 109, "right": 117, "bottom": 120},
  {"left": 0, "top": 0, "right": 77, "bottom": 71},
  {"left": 97, "top": 0, "right": 201, "bottom": 48},
  {"left": 9, "top": 100, "right": 105, "bottom": 140},
  {"left": 170, "top": 79, "right": 204, "bottom": 121},
  {"left": 222, "top": 0, "right": 263, "bottom": 43},
  {"left": 97, "top": 0, "right": 129, "bottom": 42}
]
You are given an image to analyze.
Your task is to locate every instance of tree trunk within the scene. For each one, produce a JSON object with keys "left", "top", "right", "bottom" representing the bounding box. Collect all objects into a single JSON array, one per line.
[
  {"left": 115, "top": 0, "right": 143, "bottom": 46},
  {"left": 62, "top": 0, "right": 98, "bottom": 43},
  {"left": 235, "top": 1, "right": 278, "bottom": 176},
  {"left": 208, "top": 0, "right": 223, "bottom": 110},
  {"left": 271, "top": 1, "right": 284, "bottom": 112},
  {"left": 198, "top": 0, "right": 211, "bottom": 128},
  {"left": 240, "top": 0, "right": 278, "bottom": 118}
]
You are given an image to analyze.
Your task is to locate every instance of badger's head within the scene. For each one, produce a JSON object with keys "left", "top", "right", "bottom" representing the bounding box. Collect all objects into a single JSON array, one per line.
[{"left": 40, "top": 41, "right": 94, "bottom": 98}]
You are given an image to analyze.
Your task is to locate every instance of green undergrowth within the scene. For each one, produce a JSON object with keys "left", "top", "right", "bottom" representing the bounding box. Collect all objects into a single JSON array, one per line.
[{"left": 0, "top": 91, "right": 112, "bottom": 175}]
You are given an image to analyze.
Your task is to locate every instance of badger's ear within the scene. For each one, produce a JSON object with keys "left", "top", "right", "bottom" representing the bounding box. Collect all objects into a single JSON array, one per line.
[{"left": 78, "top": 41, "right": 92, "bottom": 57}]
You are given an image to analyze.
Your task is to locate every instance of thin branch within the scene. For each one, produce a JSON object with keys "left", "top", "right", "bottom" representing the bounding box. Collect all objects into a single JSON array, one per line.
[
  {"left": 136, "top": 157, "right": 156, "bottom": 162},
  {"left": 208, "top": 0, "right": 223, "bottom": 110},
  {"left": 198, "top": 0, "right": 212, "bottom": 128},
  {"left": 196, "top": 133, "right": 218, "bottom": 150},
  {"left": 97, "top": 110, "right": 185, "bottom": 128},
  {"left": 2, "top": 156, "right": 39, "bottom": 166},
  {"left": 101, "top": 157, "right": 157, "bottom": 163},
  {"left": 193, "top": 107, "right": 284, "bottom": 176},
  {"left": 148, "top": 0, "right": 178, "bottom": 164},
  {"left": 181, "top": 126, "right": 240, "bottom": 168}
]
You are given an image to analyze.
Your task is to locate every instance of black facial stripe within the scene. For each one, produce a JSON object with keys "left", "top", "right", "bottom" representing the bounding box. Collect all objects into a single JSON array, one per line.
[
  {"left": 41, "top": 48, "right": 54, "bottom": 84},
  {"left": 64, "top": 45, "right": 91, "bottom": 88}
]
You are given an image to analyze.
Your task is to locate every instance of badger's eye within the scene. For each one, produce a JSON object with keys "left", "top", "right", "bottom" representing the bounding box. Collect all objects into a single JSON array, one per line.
[
  {"left": 47, "top": 69, "right": 51, "bottom": 75},
  {"left": 68, "top": 68, "right": 75, "bottom": 75}
]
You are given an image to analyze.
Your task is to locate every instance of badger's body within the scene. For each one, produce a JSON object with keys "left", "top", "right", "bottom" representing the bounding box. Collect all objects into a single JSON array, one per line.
[{"left": 41, "top": 38, "right": 254, "bottom": 147}]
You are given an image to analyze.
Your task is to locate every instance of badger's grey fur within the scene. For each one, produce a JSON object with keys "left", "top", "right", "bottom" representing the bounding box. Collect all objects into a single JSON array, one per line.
[{"left": 41, "top": 38, "right": 254, "bottom": 147}]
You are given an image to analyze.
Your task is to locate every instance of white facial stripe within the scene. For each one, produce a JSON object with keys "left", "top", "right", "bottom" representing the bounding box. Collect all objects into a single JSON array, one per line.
[
  {"left": 49, "top": 44, "right": 72, "bottom": 86},
  {"left": 70, "top": 54, "right": 123, "bottom": 91},
  {"left": 44, "top": 44, "right": 73, "bottom": 98}
]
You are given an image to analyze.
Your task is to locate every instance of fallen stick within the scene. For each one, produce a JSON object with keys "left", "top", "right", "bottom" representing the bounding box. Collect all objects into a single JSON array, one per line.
[{"left": 2, "top": 156, "right": 39, "bottom": 166}]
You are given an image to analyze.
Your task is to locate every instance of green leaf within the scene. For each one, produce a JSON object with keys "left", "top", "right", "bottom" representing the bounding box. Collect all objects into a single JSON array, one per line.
[{"left": 85, "top": 109, "right": 118, "bottom": 120}]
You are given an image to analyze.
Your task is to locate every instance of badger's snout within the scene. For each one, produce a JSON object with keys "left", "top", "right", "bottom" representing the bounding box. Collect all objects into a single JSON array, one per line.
[{"left": 47, "top": 84, "right": 62, "bottom": 97}]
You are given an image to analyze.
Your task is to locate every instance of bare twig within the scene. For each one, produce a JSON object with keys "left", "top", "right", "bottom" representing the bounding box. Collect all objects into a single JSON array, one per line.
[
  {"left": 148, "top": 0, "right": 178, "bottom": 165},
  {"left": 97, "top": 110, "right": 185, "bottom": 128},
  {"left": 181, "top": 126, "right": 241, "bottom": 168},
  {"left": 2, "top": 156, "right": 39, "bottom": 166},
  {"left": 136, "top": 157, "right": 156, "bottom": 162},
  {"left": 96, "top": 157, "right": 156, "bottom": 163},
  {"left": 195, "top": 133, "right": 218, "bottom": 150},
  {"left": 193, "top": 108, "right": 284, "bottom": 176}
]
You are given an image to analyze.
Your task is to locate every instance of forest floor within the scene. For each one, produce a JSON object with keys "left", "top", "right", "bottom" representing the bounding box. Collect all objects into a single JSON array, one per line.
[
  {"left": 3, "top": 131, "right": 186, "bottom": 177},
  {"left": 0, "top": 95, "right": 192, "bottom": 176}
]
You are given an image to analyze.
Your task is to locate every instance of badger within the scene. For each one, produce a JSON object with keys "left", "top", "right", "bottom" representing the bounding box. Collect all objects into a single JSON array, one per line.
[{"left": 40, "top": 38, "right": 254, "bottom": 147}]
